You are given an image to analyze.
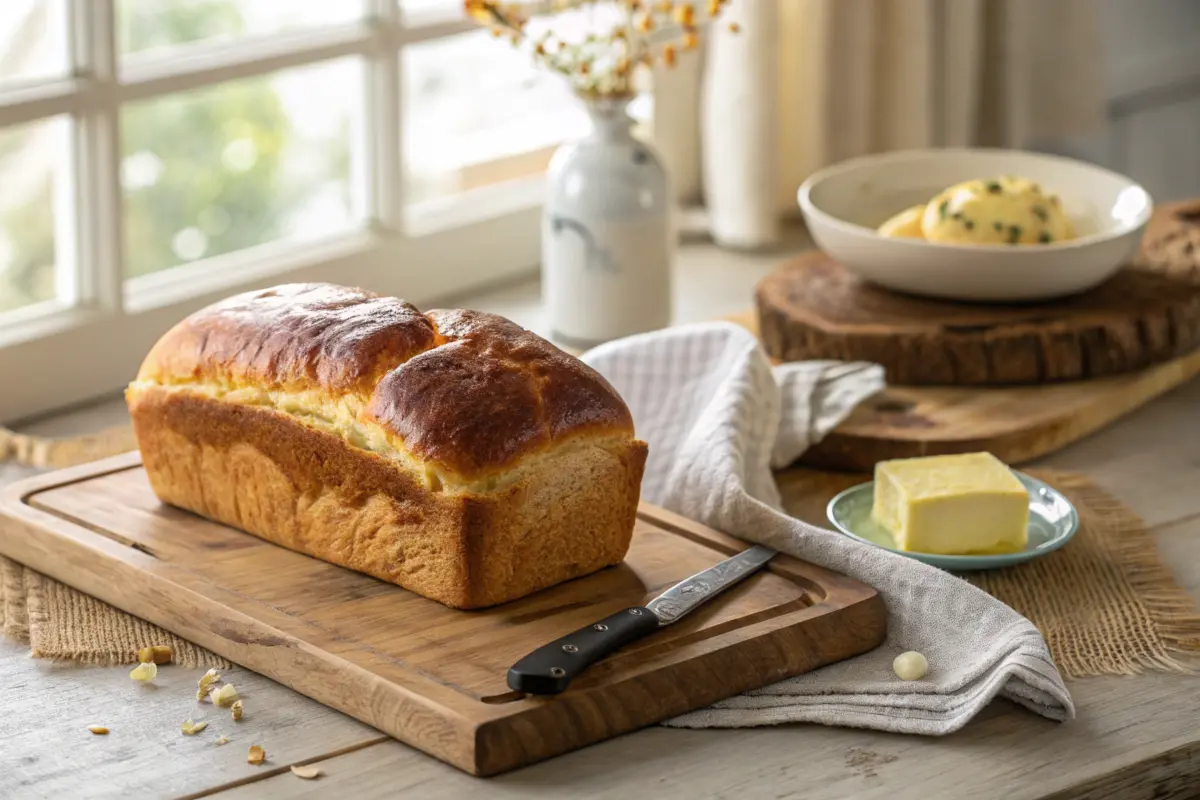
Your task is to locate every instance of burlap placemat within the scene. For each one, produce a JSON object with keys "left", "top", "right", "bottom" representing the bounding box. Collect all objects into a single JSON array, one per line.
[
  {"left": 0, "top": 424, "right": 230, "bottom": 668},
  {"left": 968, "top": 471, "right": 1200, "bottom": 678},
  {"left": 1, "top": 427, "right": 1198, "bottom": 678}
]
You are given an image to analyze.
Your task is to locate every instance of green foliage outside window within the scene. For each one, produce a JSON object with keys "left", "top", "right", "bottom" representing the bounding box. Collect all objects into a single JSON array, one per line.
[{"left": 0, "top": 0, "right": 349, "bottom": 312}]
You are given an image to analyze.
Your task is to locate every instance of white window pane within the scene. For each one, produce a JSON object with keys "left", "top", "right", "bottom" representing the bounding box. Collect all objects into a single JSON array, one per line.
[
  {"left": 402, "top": 29, "right": 588, "bottom": 207},
  {"left": 399, "top": 0, "right": 459, "bottom": 18},
  {"left": 118, "top": 0, "right": 363, "bottom": 57},
  {"left": 0, "top": 116, "right": 67, "bottom": 315},
  {"left": 121, "top": 58, "right": 364, "bottom": 278},
  {"left": 0, "top": 0, "right": 67, "bottom": 87}
]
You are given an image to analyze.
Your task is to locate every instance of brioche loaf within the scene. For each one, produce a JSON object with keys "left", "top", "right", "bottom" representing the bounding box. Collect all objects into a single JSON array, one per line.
[{"left": 125, "top": 283, "right": 648, "bottom": 609}]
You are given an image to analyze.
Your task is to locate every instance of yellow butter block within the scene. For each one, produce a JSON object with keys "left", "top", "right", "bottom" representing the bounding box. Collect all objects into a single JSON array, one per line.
[{"left": 871, "top": 452, "right": 1030, "bottom": 555}]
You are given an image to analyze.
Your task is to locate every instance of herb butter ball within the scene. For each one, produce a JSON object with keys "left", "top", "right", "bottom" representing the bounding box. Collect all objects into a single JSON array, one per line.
[{"left": 920, "top": 176, "right": 1074, "bottom": 246}]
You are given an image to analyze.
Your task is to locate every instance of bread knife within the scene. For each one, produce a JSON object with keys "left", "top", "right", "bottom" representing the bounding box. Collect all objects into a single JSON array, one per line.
[{"left": 506, "top": 544, "right": 778, "bottom": 695}]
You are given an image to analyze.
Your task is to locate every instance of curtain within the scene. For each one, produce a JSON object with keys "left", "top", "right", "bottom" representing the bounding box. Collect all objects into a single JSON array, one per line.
[{"left": 654, "top": 0, "right": 1110, "bottom": 248}]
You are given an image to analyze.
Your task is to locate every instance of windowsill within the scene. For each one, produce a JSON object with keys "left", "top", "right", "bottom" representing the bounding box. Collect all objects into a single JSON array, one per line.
[{"left": 3, "top": 222, "right": 814, "bottom": 441}]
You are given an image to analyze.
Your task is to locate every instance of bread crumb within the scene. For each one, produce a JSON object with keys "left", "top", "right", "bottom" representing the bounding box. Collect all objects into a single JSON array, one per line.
[
  {"left": 197, "top": 668, "right": 221, "bottom": 701},
  {"left": 129, "top": 662, "right": 157, "bottom": 682},
  {"left": 180, "top": 720, "right": 208, "bottom": 736},
  {"left": 209, "top": 683, "right": 239, "bottom": 708},
  {"left": 248, "top": 745, "right": 266, "bottom": 765},
  {"left": 290, "top": 764, "right": 323, "bottom": 780},
  {"left": 87, "top": 725, "right": 109, "bottom": 735},
  {"left": 137, "top": 645, "right": 173, "bottom": 665}
]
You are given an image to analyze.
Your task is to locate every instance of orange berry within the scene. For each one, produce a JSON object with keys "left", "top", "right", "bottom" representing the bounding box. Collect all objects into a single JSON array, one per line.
[{"left": 663, "top": 44, "right": 677, "bottom": 66}]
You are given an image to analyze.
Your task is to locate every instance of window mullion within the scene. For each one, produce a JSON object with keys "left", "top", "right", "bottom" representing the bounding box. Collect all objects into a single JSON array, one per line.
[
  {"left": 364, "top": 1, "right": 402, "bottom": 234},
  {"left": 69, "top": 0, "right": 123, "bottom": 316}
]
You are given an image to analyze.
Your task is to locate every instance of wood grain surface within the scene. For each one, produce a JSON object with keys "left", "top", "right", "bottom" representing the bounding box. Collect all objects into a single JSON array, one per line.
[
  {"left": 729, "top": 308, "right": 1200, "bottom": 472},
  {"left": 755, "top": 252, "right": 1200, "bottom": 385},
  {"left": 0, "top": 455, "right": 886, "bottom": 777}
]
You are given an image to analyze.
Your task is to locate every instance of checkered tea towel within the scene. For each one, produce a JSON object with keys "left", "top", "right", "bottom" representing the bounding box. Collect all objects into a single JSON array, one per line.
[{"left": 581, "top": 322, "right": 1073, "bottom": 734}]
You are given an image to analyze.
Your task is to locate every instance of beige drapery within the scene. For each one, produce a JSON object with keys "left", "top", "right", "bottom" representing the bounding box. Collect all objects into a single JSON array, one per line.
[{"left": 653, "top": 0, "right": 1110, "bottom": 246}]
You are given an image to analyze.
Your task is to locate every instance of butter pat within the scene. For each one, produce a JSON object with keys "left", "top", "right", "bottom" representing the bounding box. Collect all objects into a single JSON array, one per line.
[{"left": 871, "top": 452, "right": 1029, "bottom": 555}]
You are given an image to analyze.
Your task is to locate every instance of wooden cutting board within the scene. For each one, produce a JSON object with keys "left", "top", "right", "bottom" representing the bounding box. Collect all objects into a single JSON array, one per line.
[
  {"left": 755, "top": 252, "right": 1200, "bottom": 386},
  {"left": 0, "top": 452, "right": 886, "bottom": 777},
  {"left": 728, "top": 307, "right": 1200, "bottom": 471}
]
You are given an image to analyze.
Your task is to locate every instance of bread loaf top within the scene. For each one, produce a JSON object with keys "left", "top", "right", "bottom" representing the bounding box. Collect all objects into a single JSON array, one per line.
[{"left": 130, "top": 283, "right": 635, "bottom": 485}]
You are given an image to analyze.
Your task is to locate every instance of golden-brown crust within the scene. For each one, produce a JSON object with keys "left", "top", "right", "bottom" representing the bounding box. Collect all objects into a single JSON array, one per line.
[
  {"left": 136, "top": 285, "right": 634, "bottom": 479},
  {"left": 137, "top": 283, "right": 437, "bottom": 395},
  {"left": 370, "top": 308, "right": 634, "bottom": 477},
  {"left": 128, "top": 386, "right": 647, "bottom": 609}
]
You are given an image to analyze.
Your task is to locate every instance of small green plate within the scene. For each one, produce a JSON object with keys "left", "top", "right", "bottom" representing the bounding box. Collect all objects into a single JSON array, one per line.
[{"left": 825, "top": 471, "right": 1079, "bottom": 571}]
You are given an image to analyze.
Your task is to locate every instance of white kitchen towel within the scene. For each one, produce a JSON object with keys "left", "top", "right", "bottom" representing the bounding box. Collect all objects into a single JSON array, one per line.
[{"left": 581, "top": 322, "right": 1074, "bottom": 734}]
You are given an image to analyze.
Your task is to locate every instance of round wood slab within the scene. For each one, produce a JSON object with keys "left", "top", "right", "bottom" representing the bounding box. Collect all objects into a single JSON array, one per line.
[{"left": 755, "top": 252, "right": 1200, "bottom": 385}]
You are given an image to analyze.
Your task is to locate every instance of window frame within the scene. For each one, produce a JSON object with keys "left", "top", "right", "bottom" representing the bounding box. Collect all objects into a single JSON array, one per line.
[{"left": 0, "top": 0, "right": 555, "bottom": 422}]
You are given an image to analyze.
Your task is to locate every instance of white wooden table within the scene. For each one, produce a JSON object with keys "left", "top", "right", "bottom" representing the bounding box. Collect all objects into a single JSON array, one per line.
[{"left": 3, "top": 236, "right": 1199, "bottom": 799}]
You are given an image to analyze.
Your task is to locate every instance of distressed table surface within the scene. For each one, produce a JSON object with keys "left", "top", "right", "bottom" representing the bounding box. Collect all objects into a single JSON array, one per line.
[
  {"left": 3, "top": 250, "right": 1200, "bottom": 797},
  {"left": 2, "top": 378, "right": 1197, "bottom": 799}
]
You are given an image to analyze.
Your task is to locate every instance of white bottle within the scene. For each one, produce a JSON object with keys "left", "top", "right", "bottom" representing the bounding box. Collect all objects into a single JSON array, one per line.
[{"left": 701, "top": 0, "right": 780, "bottom": 249}]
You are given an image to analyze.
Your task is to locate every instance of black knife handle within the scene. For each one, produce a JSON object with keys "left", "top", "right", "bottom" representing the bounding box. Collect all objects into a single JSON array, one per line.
[{"left": 507, "top": 607, "right": 661, "bottom": 695}]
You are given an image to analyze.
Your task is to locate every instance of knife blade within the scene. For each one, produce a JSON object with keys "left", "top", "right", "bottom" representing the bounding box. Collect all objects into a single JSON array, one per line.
[{"left": 506, "top": 545, "right": 778, "bottom": 695}]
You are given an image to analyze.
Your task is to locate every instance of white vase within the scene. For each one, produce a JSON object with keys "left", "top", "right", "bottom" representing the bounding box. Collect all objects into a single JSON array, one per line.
[{"left": 542, "top": 95, "right": 674, "bottom": 348}]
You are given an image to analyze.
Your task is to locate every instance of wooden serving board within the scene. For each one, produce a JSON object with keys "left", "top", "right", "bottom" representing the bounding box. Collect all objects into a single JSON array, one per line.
[
  {"left": 755, "top": 252, "right": 1200, "bottom": 386},
  {"left": 729, "top": 308, "right": 1200, "bottom": 472},
  {"left": 0, "top": 453, "right": 885, "bottom": 777}
]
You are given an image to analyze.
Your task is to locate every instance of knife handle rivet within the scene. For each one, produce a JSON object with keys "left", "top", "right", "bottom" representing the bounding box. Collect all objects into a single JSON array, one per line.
[
  {"left": 549, "top": 667, "right": 566, "bottom": 677},
  {"left": 562, "top": 644, "right": 578, "bottom": 653},
  {"left": 629, "top": 608, "right": 643, "bottom": 615},
  {"left": 592, "top": 624, "right": 608, "bottom": 631}
]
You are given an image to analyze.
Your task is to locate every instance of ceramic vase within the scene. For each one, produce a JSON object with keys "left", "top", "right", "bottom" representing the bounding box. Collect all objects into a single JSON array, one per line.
[{"left": 542, "top": 95, "right": 674, "bottom": 348}]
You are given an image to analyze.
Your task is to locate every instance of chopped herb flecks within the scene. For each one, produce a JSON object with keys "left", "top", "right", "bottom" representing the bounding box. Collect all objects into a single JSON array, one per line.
[
  {"left": 964, "top": 220, "right": 975, "bottom": 230},
  {"left": 1032, "top": 206, "right": 1049, "bottom": 222},
  {"left": 938, "top": 199, "right": 949, "bottom": 220},
  {"left": 993, "top": 221, "right": 1004, "bottom": 232},
  {"left": 1038, "top": 231, "right": 1053, "bottom": 243},
  {"left": 985, "top": 181, "right": 1002, "bottom": 194},
  {"left": 1008, "top": 224, "right": 1023, "bottom": 244},
  {"left": 951, "top": 211, "right": 964, "bottom": 221}
]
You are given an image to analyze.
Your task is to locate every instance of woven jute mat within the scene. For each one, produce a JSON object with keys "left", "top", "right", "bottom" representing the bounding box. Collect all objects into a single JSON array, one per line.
[
  {"left": 0, "top": 425, "right": 230, "bottom": 668},
  {"left": 968, "top": 471, "right": 1200, "bottom": 678},
  {"left": 2, "top": 427, "right": 1199, "bottom": 678}
]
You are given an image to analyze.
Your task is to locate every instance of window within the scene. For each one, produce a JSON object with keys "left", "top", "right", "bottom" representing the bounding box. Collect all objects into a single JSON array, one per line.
[{"left": 0, "top": 0, "right": 627, "bottom": 421}]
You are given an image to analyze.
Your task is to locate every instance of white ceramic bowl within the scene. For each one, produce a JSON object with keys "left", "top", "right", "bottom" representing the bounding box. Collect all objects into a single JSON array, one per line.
[{"left": 797, "top": 148, "right": 1153, "bottom": 302}]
